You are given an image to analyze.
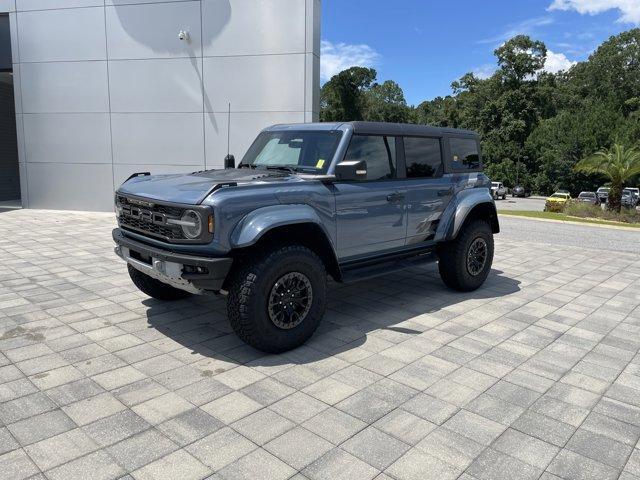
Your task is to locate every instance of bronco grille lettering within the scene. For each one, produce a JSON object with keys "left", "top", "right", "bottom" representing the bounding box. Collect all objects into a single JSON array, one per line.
[{"left": 118, "top": 196, "right": 186, "bottom": 240}]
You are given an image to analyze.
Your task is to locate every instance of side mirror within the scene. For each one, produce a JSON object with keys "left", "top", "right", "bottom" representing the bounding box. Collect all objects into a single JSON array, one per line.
[
  {"left": 224, "top": 154, "right": 235, "bottom": 169},
  {"left": 335, "top": 160, "right": 367, "bottom": 181}
]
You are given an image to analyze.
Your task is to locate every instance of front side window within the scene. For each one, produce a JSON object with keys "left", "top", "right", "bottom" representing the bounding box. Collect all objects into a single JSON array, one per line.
[
  {"left": 449, "top": 137, "right": 480, "bottom": 171},
  {"left": 240, "top": 131, "right": 342, "bottom": 173},
  {"left": 344, "top": 135, "right": 397, "bottom": 180},
  {"left": 404, "top": 137, "right": 442, "bottom": 178}
]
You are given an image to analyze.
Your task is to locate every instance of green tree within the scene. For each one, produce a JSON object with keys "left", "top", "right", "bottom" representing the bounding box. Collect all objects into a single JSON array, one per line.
[
  {"left": 484, "top": 159, "right": 516, "bottom": 187},
  {"left": 364, "top": 80, "right": 410, "bottom": 123},
  {"left": 574, "top": 144, "right": 640, "bottom": 211},
  {"left": 569, "top": 29, "right": 640, "bottom": 112},
  {"left": 320, "top": 67, "right": 377, "bottom": 121},
  {"left": 412, "top": 96, "right": 461, "bottom": 127},
  {"left": 495, "top": 35, "right": 547, "bottom": 83}
]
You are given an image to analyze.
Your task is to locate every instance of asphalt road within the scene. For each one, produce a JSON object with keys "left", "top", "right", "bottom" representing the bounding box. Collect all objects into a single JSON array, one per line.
[
  {"left": 498, "top": 214, "right": 640, "bottom": 254},
  {"left": 495, "top": 195, "right": 546, "bottom": 211}
]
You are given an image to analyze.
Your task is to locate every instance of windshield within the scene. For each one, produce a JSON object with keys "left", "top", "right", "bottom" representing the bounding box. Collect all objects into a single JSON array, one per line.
[
  {"left": 491, "top": 182, "right": 500, "bottom": 187},
  {"left": 240, "top": 131, "right": 343, "bottom": 173},
  {"left": 597, "top": 188, "right": 609, "bottom": 192},
  {"left": 551, "top": 193, "right": 568, "bottom": 199},
  {"left": 579, "top": 192, "right": 594, "bottom": 197}
]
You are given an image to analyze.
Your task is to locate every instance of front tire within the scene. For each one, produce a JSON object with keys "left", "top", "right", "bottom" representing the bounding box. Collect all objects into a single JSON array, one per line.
[
  {"left": 127, "top": 264, "right": 192, "bottom": 301},
  {"left": 226, "top": 245, "right": 327, "bottom": 353},
  {"left": 437, "top": 219, "right": 494, "bottom": 292}
]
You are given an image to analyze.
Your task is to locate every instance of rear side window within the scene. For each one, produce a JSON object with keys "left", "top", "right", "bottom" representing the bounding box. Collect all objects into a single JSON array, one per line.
[
  {"left": 404, "top": 137, "right": 442, "bottom": 178},
  {"left": 344, "top": 135, "right": 397, "bottom": 180},
  {"left": 449, "top": 137, "right": 481, "bottom": 171}
]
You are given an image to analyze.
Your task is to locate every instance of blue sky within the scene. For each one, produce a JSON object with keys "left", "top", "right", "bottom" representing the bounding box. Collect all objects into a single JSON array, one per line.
[{"left": 321, "top": 0, "right": 640, "bottom": 105}]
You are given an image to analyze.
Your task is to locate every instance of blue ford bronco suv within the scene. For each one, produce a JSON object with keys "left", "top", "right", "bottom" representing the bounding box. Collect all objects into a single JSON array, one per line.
[{"left": 113, "top": 122, "right": 499, "bottom": 352}]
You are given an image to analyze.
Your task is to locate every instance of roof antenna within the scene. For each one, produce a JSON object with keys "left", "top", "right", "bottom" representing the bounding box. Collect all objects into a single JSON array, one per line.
[
  {"left": 227, "top": 102, "right": 231, "bottom": 158},
  {"left": 224, "top": 102, "right": 235, "bottom": 169}
]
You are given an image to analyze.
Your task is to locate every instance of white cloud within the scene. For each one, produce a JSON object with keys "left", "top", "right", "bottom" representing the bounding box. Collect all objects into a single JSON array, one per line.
[
  {"left": 320, "top": 40, "right": 380, "bottom": 82},
  {"left": 478, "top": 16, "right": 555, "bottom": 44},
  {"left": 472, "top": 64, "right": 497, "bottom": 79},
  {"left": 549, "top": 0, "right": 640, "bottom": 25},
  {"left": 543, "top": 50, "right": 577, "bottom": 73}
]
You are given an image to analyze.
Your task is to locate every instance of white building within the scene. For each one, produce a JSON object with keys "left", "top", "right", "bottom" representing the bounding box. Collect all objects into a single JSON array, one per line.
[{"left": 0, "top": 0, "right": 320, "bottom": 211}]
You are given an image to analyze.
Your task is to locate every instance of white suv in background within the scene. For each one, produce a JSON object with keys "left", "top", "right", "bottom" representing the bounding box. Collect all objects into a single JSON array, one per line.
[{"left": 491, "top": 182, "right": 507, "bottom": 200}]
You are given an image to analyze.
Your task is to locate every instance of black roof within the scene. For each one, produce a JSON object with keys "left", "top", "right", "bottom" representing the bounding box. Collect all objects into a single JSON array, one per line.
[{"left": 349, "top": 121, "right": 477, "bottom": 137}]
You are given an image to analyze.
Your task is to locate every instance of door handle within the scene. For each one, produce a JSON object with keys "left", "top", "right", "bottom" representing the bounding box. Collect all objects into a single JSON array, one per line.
[
  {"left": 437, "top": 188, "right": 453, "bottom": 197},
  {"left": 386, "top": 192, "right": 404, "bottom": 202}
]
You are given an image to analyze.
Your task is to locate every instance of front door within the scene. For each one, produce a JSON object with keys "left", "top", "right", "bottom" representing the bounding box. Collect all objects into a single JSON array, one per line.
[{"left": 333, "top": 135, "right": 407, "bottom": 259}]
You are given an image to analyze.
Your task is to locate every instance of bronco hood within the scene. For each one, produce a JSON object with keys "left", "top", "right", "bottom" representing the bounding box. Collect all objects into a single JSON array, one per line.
[{"left": 117, "top": 168, "right": 296, "bottom": 204}]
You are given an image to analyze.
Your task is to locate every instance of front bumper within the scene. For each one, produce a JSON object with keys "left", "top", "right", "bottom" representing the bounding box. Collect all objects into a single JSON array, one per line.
[{"left": 112, "top": 228, "right": 232, "bottom": 294}]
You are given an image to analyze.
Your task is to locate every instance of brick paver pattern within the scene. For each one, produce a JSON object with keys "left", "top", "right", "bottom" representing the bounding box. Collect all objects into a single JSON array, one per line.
[{"left": 1, "top": 209, "right": 640, "bottom": 480}]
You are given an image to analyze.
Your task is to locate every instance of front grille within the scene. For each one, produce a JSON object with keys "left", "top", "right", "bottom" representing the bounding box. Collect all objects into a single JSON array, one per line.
[
  {"left": 120, "top": 216, "right": 185, "bottom": 240},
  {"left": 116, "top": 195, "right": 186, "bottom": 241}
]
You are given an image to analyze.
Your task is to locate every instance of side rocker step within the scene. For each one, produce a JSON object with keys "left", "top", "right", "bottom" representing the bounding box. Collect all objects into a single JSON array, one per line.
[{"left": 340, "top": 251, "right": 436, "bottom": 283}]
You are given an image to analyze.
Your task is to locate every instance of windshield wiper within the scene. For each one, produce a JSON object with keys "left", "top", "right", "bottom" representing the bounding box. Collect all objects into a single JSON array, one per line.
[
  {"left": 265, "top": 165, "right": 318, "bottom": 174},
  {"left": 265, "top": 165, "right": 298, "bottom": 174}
]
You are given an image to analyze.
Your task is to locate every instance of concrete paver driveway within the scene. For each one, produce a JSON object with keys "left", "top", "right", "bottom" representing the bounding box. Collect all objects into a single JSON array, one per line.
[{"left": 1, "top": 209, "right": 639, "bottom": 480}]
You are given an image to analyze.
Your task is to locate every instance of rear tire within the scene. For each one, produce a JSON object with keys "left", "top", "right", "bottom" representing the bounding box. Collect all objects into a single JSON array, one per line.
[
  {"left": 437, "top": 219, "right": 494, "bottom": 292},
  {"left": 226, "top": 245, "right": 327, "bottom": 353},
  {"left": 502, "top": 194, "right": 506, "bottom": 200},
  {"left": 127, "top": 264, "right": 192, "bottom": 301}
]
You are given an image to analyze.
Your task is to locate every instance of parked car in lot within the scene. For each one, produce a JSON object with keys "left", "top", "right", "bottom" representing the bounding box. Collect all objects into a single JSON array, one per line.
[
  {"left": 596, "top": 187, "right": 610, "bottom": 204},
  {"left": 112, "top": 122, "right": 499, "bottom": 352},
  {"left": 544, "top": 192, "right": 571, "bottom": 212},
  {"left": 512, "top": 185, "right": 531, "bottom": 197},
  {"left": 577, "top": 191, "right": 599, "bottom": 205},
  {"left": 491, "top": 182, "right": 507, "bottom": 200},
  {"left": 622, "top": 188, "right": 639, "bottom": 208},
  {"left": 625, "top": 187, "right": 639, "bottom": 204}
]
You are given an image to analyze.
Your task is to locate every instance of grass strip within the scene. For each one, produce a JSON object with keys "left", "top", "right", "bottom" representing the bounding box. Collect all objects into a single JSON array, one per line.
[{"left": 498, "top": 210, "right": 640, "bottom": 228}]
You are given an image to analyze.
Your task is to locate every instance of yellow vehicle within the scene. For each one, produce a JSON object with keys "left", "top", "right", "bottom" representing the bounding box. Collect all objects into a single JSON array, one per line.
[{"left": 544, "top": 192, "right": 571, "bottom": 212}]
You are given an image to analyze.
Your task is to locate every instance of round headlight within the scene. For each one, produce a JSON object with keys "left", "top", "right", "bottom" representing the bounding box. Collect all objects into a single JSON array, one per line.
[{"left": 180, "top": 210, "right": 202, "bottom": 239}]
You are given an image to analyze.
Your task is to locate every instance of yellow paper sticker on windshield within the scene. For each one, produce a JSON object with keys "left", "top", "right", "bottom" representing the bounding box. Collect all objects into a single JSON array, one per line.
[{"left": 316, "top": 159, "right": 325, "bottom": 168}]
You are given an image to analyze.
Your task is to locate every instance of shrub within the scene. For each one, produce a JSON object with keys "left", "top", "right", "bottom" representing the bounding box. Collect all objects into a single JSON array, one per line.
[
  {"left": 544, "top": 201, "right": 567, "bottom": 213},
  {"left": 564, "top": 201, "right": 640, "bottom": 224}
]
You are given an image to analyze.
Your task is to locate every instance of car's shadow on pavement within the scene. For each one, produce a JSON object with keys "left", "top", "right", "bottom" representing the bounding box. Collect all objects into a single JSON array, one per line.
[{"left": 143, "top": 265, "right": 521, "bottom": 368}]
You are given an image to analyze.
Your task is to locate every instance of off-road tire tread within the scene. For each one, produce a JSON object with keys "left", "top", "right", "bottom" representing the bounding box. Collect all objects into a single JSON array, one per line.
[
  {"left": 437, "top": 219, "right": 493, "bottom": 292},
  {"left": 127, "top": 264, "right": 191, "bottom": 300},
  {"left": 227, "top": 245, "right": 326, "bottom": 353}
]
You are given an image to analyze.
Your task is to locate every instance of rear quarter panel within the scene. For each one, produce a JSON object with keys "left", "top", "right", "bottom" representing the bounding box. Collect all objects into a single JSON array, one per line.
[{"left": 435, "top": 175, "right": 496, "bottom": 241}]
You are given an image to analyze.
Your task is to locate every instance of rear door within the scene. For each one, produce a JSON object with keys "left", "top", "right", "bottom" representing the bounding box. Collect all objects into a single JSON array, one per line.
[
  {"left": 402, "top": 136, "right": 453, "bottom": 245},
  {"left": 333, "top": 134, "right": 407, "bottom": 259}
]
